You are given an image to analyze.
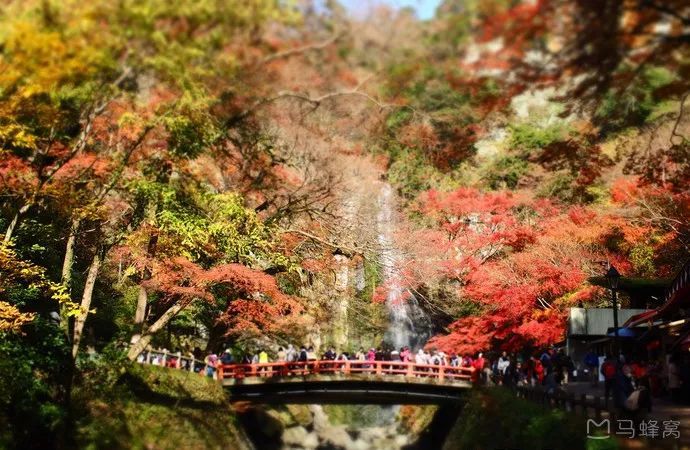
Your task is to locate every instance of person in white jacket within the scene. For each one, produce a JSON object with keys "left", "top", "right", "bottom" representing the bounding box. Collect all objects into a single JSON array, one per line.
[
  {"left": 497, "top": 351, "right": 511, "bottom": 375},
  {"left": 496, "top": 352, "right": 510, "bottom": 381}
]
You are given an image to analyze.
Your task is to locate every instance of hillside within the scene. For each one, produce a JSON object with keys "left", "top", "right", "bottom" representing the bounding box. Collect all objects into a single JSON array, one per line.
[{"left": 0, "top": 1, "right": 689, "bottom": 448}]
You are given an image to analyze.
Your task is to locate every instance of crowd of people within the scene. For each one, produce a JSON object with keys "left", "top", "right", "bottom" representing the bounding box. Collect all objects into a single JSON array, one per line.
[
  {"left": 195, "top": 345, "right": 580, "bottom": 387},
  {"left": 142, "top": 345, "right": 582, "bottom": 387},
  {"left": 139, "top": 342, "right": 690, "bottom": 416},
  {"left": 209, "top": 345, "right": 450, "bottom": 368},
  {"left": 195, "top": 345, "right": 480, "bottom": 379},
  {"left": 586, "top": 350, "right": 690, "bottom": 408}
]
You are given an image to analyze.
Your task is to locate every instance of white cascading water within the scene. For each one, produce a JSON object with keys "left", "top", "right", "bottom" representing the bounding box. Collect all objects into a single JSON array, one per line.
[
  {"left": 377, "top": 183, "right": 433, "bottom": 351},
  {"left": 276, "top": 184, "right": 434, "bottom": 450}
]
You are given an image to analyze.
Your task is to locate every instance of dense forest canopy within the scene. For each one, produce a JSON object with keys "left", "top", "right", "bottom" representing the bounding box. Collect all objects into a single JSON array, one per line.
[{"left": 0, "top": 0, "right": 689, "bottom": 447}]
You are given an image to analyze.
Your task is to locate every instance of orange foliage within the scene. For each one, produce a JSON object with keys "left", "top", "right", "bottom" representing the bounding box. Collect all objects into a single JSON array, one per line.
[
  {"left": 144, "top": 257, "right": 303, "bottom": 336},
  {"left": 415, "top": 185, "right": 663, "bottom": 354}
]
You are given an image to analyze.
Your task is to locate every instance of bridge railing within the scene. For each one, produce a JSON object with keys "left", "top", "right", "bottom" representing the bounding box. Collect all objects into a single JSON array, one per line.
[
  {"left": 218, "top": 360, "right": 474, "bottom": 383},
  {"left": 137, "top": 349, "right": 205, "bottom": 373}
]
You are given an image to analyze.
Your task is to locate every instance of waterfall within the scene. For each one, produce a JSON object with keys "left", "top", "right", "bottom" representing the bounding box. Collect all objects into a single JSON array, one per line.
[
  {"left": 377, "top": 183, "right": 433, "bottom": 350},
  {"left": 263, "top": 183, "right": 436, "bottom": 450}
]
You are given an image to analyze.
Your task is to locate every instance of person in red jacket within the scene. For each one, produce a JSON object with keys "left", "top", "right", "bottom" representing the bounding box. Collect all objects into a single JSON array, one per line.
[
  {"left": 601, "top": 355, "right": 617, "bottom": 401},
  {"left": 472, "top": 352, "right": 485, "bottom": 384},
  {"left": 534, "top": 358, "right": 544, "bottom": 385}
]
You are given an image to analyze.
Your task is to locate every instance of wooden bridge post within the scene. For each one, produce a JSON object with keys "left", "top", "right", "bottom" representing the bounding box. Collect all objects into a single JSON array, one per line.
[
  {"left": 217, "top": 362, "right": 223, "bottom": 382},
  {"left": 176, "top": 351, "right": 181, "bottom": 369},
  {"left": 162, "top": 349, "right": 168, "bottom": 366},
  {"left": 439, "top": 365, "right": 445, "bottom": 381},
  {"left": 344, "top": 360, "right": 350, "bottom": 375},
  {"left": 406, "top": 363, "right": 414, "bottom": 378},
  {"left": 376, "top": 361, "right": 382, "bottom": 376}
]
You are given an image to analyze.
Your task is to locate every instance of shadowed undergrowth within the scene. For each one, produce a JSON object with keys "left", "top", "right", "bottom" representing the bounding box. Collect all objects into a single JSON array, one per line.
[{"left": 73, "top": 363, "right": 250, "bottom": 450}]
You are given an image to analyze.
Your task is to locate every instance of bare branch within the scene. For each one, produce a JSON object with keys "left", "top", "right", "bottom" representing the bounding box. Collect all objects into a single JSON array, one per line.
[
  {"left": 283, "top": 229, "right": 361, "bottom": 257},
  {"left": 266, "top": 88, "right": 392, "bottom": 110},
  {"left": 261, "top": 32, "right": 344, "bottom": 64}
]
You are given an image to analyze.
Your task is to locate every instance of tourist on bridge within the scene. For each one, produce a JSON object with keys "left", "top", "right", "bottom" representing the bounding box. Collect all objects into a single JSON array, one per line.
[
  {"left": 431, "top": 351, "right": 447, "bottom": 366},
  {"left": 355, "top": 347, "right": 365, "bottom": 361},
  {"left": 400, "top": 346, "right": 411, "bottom": 362},
  {"left": 322, "top": 347, "right": 336, "bottom": 371},
  {"left": 204, "top": 352, "right": 218, "bottom": 378},
  {"left": 365, "top": 348, "right": 376, "bottom": 372},
  {"left": 220, "top": 349, "right": 233, "bottom": 365},
  {"left": 323, "top": 347, "right": 337, "bottom": 361},
  {"left": 391, "top": 348, "right": 400, "bottom": 361},
  {"left": 307, "top": 346, "right": 317, "bottom": 361},
  {"left": 298, "top": 346, "right": 308, "bottom": 362},
  {"left": 415, "top": 349, "right": 427, "bottom": 365},
  {"left": 286, "top": 344, "right": 297, "bottom": 362},
  {"left": 257, "top": 349, "right": 269, "bottom": 376},
  {"left": 277, "top": 347, "right": 286, "bottom": 361},
  {"left": 430, "top": 351, "right": 441, "bottom": 366}
]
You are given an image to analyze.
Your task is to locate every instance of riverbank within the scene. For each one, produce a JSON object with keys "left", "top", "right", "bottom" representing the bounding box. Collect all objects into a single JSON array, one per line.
[{"left": 73, "top": 362, "right": 252, "bottom": 450}]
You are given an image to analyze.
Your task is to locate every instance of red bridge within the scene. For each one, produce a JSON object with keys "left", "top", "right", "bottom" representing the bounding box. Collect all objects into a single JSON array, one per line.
[{"left": 217, "top": 360, "right": 475, "bottom": 405}]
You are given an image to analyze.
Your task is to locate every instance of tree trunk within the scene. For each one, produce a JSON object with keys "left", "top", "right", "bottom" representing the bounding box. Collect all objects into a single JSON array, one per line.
[
  {"left": 130, "top": 285, "right": 148, "bottom": 344},
  {"left": 61, "top": 218, "right": 80, "bottom": 286},
  {"left": 3, "top": 203, "right": 30, "bottom": 244},
  {"left": 59, "top": 217, "right": 81, "bottom": 336},
  {"left": 127, "top": 300, "right": 188, "bottom": 360},
  {"left": 71, "top": 250, "right": 102, "bottom": 358},
  {"left": 130, "top": 232, "right": 158, "bottom": 344},
  {"left": 205, "top": 322, "right": 227, "bottom": 353}
]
